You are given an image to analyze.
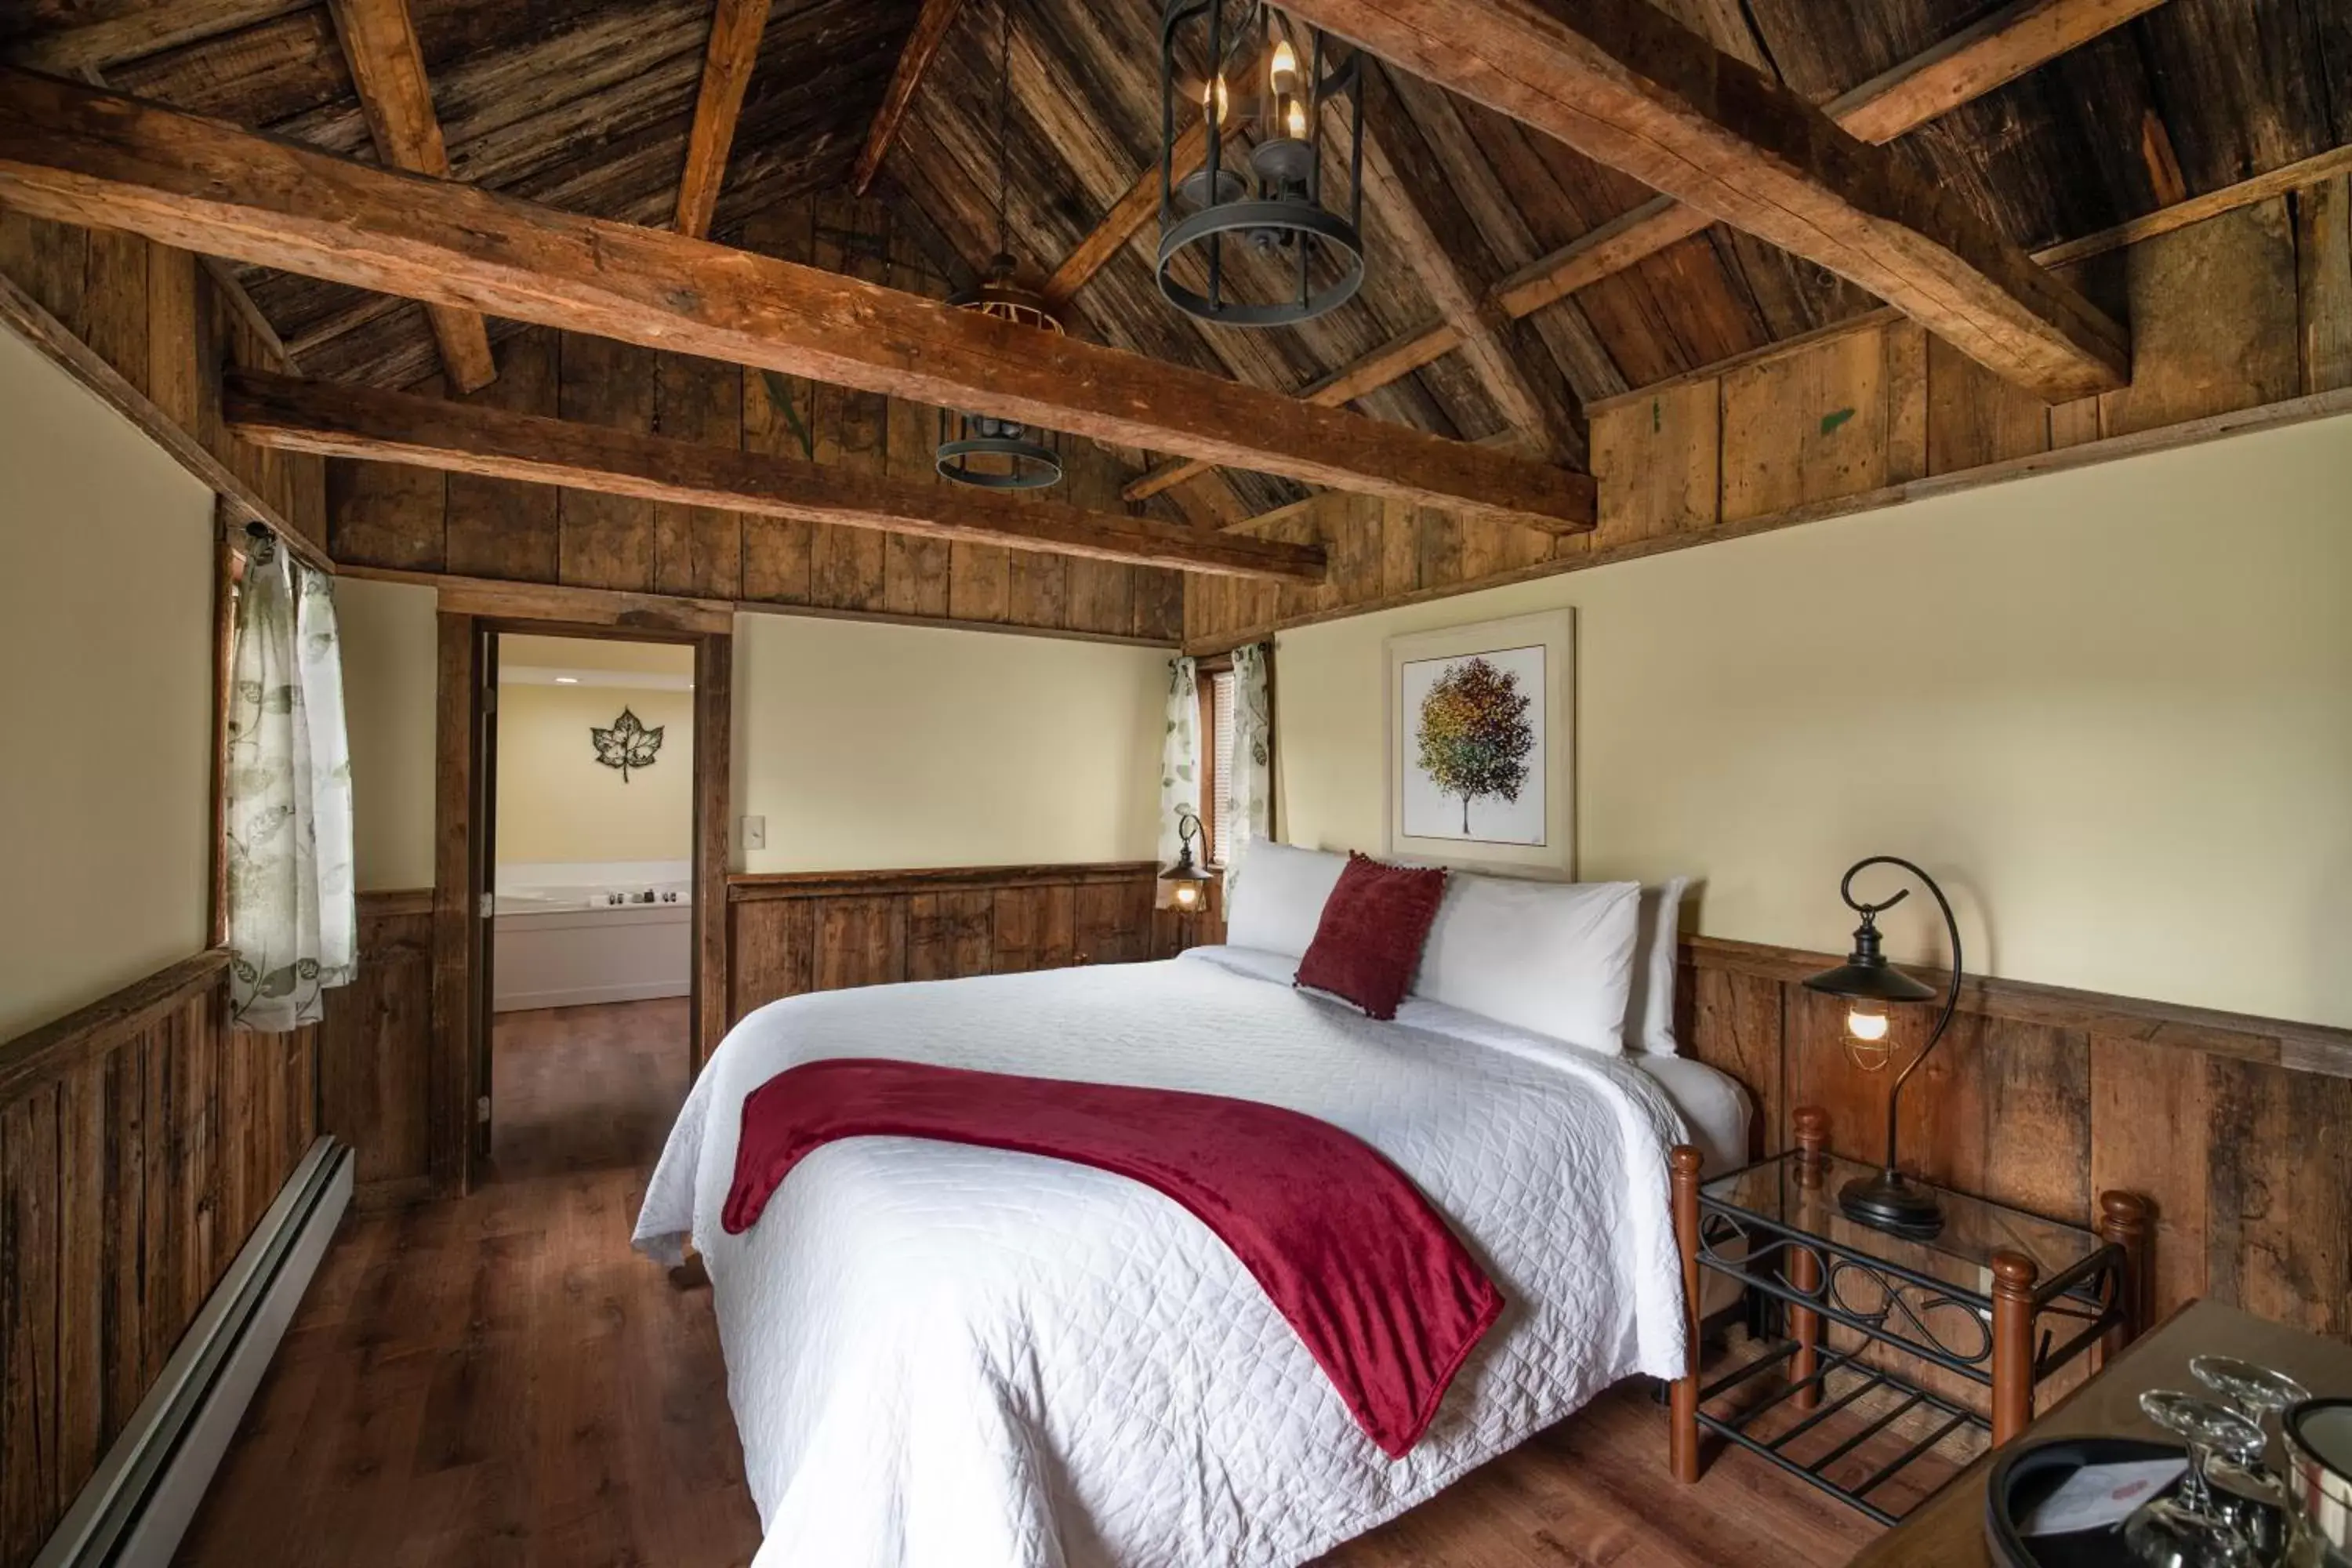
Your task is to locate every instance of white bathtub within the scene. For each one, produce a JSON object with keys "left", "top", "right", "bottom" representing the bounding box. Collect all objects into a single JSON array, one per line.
[{"left": 492, "top": 861, "right": 692, "bottom": 1013}]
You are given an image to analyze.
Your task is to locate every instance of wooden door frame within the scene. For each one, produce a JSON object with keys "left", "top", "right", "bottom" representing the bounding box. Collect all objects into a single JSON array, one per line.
[{"left": 430, "top": 602, "right": 732, "bottom": 1196}]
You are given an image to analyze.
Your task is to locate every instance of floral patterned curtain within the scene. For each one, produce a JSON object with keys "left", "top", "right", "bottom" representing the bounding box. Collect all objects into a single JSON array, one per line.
[
  {"left": 225, "top": 535, "right": 356, "bottom": 1031},
  {"left": 1159, "top": 654, "right": 1200, "bottom": 870},
  {"left": 1225, "top": 642, "right": 1273, "bottom": 891}
]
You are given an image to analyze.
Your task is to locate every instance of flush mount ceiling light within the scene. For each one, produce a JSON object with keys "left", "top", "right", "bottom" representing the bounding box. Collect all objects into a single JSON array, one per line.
[
  {"left": 936, "top": 0, "right": 1066, "bottom": 490},
  {"left": 1156, "top": 0, "right": 1365, "bottom": 328}
]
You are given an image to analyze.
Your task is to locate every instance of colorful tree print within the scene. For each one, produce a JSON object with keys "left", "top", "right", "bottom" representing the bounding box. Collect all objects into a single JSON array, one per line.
[{"left": 1415, "top": 656, "right": 1535, "bottom": 835}]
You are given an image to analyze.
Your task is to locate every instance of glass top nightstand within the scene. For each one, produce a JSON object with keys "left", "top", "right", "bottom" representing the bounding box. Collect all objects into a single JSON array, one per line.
[
  {"left": 1665, "top": 1116, "right": 2150, "bottom": 1526},
  {"left": 1701, "top": 1149, "right": 2117, "bottom": 1311}
]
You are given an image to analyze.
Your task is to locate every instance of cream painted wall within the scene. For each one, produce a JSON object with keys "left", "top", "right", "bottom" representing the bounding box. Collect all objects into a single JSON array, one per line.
[
  {"left": 0, "top": 326, "right": 216, "bottom": 1040},
  {"left": 495, "top": 681, "right": 693, "bottom": 866},
  {"left": 338, "top": 577, "right": 439, "bottom": 891},
  {"left": 733, "top": 615, "right": 1167, "bottom": 873},
  {"left": 1274, "top": 414, "right": 2352, "bottom": 1029}
]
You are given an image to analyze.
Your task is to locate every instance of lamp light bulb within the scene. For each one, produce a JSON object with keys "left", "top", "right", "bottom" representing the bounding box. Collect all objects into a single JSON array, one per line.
[
  {"left": 1201, "top": 74, "right": 1229, "bottom": 122},
  {"left": 1269, "top": 39, "right": 1298, "bottom": 95},
  {"left": 1286, "top": 100, "right": 1307, "bottom": 140},
  {"left": 1846, "top": 1004, "right": 1889, "bottom": 1043},
  {"left": 1174, "top": 882, "right": 1201, "bottom": 911}
]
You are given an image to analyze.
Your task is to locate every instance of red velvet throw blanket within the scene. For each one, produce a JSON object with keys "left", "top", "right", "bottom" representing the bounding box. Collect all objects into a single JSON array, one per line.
[{"left": 720, "top": 1058, "right": 1504, "bottom": 1457}]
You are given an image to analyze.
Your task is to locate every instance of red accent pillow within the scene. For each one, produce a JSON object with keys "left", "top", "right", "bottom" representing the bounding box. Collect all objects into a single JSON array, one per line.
[{"left": 1294, "top": 853, "right": 1449, "bottom": 1021}]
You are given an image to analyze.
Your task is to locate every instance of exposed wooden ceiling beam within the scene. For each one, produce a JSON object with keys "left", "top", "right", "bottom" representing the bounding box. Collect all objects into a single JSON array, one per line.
[
  {"left": 2, "top": 0, "right": 314, "bottom": 76},
  {"left": 1124, "top": 321, "right": 1462, "bottom": 501},
  {"left": 222, "top": 369, "right": 1328, "bottom": 580},
  {"left": 1823, "top": 0, "right": 2171, "bottom": 145},
  {"left": 1040, "top": 42, "right": 1272, "bottom": 310},
  {"left": 1131, "top": 0, "right": 2157, "bottom": 506},
  {"left": 1354, "top": 72, "right": 1582, "bottom": 463},
  {"left": 674, "top": 0, "right": 774, "bottom": 238},
  {"left": 0, "top": 68, "right": 1592, "bottom": 530},
  {"left": 323, "top": 0, "right": 497, "bottom": 392},
  {"left": 851, "top": 0, "right": 967, "bottom": 198},
  {"left": 1584, "top": 138, "right": 2352, "bottom": 413},
  {"left": 1276, "top": 0, "right": 2128, "bottom": 401}
]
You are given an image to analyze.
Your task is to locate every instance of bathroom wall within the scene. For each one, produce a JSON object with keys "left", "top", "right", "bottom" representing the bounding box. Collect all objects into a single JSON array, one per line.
[{"left": 495, "top": 636, "right": 695, "bottom": 871}]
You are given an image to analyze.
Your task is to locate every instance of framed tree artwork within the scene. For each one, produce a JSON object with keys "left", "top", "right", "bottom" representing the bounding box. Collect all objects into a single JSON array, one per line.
[{"left": 1385, "top": 608, "right": 1574, "bottom": 875}]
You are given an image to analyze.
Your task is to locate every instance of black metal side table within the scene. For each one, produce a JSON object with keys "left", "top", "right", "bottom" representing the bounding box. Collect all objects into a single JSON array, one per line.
[{"left": 1666, "top": 1106, "right": 2150, "bottom": 1526}]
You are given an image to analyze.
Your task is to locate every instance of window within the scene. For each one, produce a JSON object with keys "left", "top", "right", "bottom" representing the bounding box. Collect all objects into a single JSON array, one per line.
[{"left": 1195, "top": 658, "right": 1251, "bottom": 867}]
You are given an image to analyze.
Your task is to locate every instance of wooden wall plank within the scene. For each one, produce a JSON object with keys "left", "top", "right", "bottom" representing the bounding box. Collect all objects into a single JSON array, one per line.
[
  {"left": 2205, "top": 1054, "right": 2352, "bottom": 1337},
  {"left": 653, "top": 350, "right": 746, "bottom": 601},
  {"left": 729, "top": 897, "right": 813, "bottom": 1022},
  {"left": 1682, "top": 964, "right": 1781, "bottom": 1163},
  {"left": 726, "top": 865, "right": 1174, "bottom": 1021},
  {"left": 813, "top": 897, "right": 906, "bottom": 992},
  {"left": 445, "top": 328, "right": 559, "bottom": 583},
  {"left": 1, "top": 1085, "right": 61, "bottom": 1564},
  {"left": 1926, "top": 332, "right": 2053, "bottom": 475},
  {"left": 556, "top": 333, "right": 658, "bottom": 592},
  {"left": 1721, "top": 327, "right": 1889, "bottom": 524},
  {"left": 2297, "top": 176, "right": 2352, "bottom": 394},
  {"left": 2089, "top": 1031, "right": 2210, "bottom": 1326},
  {"left": 906, "top": 891, "right": 993, "bottom": 981},
  {"left": 0, "top": 956, "right": 307, "bottom": 1568},
  {"left": 2098, "top": 199, "right": 2301, "bottom": 439},
  {"left": 321, "top": 902, "right": 434, "bottom": 1195},
  {"left": 1591, "top": 379, "right": 1720, "bottom": 546}
]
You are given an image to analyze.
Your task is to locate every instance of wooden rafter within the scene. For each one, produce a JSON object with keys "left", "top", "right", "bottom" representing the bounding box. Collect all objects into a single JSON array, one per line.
[
  {"left": 851, "top": 0, "right": 967, "bottom": 198},
  {"left": 0, "top": 68, "right": 1592, "bottom": 529},
  {"left": 1353, "top": 72, "right": 1581, "bottom": 462},
  {"left": 1128, "top": 0, "right": 2161, "bottom": 504},
  {"left": 222, "top": 370, "right": 1328, "bottom": 580},
  {"left": 1275, "top": 0, "right": 2128, "bottom": 401},
  {"left": 323, "top": 0, "right": 496, "bottom": 392},
  {"left": 1040, "top": 42, "right": 1272, "bottom": 310},
  {"left": 674, "top": 0, "right": 775, "bottom": 238}
]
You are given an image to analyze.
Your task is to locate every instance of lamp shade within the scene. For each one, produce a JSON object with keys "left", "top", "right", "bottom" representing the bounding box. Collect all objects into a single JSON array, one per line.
[{"left": 1801, "top": 955, "right": 1937, "bottom": 1004}]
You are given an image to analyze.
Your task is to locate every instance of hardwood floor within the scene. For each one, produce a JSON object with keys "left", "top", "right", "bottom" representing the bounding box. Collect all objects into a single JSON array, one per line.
[{"left": 180, "top": 998, "right": 1894, "bottom": 1567}]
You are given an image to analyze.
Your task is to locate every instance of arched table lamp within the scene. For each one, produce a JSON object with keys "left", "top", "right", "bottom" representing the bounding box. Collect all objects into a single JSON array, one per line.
[
  {"left": 1802, "top": 856, "right": 1964, "bottom": 1240},
  {"left": 1158, "top": 808, "right": 1214, "bottom": 915}
]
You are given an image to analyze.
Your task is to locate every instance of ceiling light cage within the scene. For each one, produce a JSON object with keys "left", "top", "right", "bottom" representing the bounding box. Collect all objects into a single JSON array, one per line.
[
  {"left": 1157, "top": 0, "right": 1365, "bottom": 328},
  {"left": 935, "top": 0, "right": 1069, "bottom": 491},
  {"left": 935, "top": 258, "right": 1069, "bottom": 490}
]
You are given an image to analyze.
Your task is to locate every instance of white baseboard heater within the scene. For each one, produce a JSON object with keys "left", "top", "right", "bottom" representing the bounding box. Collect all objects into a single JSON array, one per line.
[{"left": 34, "top": 1136, "right": 353, "bottom": 1568}]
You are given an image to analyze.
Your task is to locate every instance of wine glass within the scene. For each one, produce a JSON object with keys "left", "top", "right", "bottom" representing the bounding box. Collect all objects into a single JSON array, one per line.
[
  {"left": 2191, "top": 1359, "right": 2307, "bottom": 1563},
  {"left": 2125, "top": 1391, "right": 2266, "bottom": 1568}
]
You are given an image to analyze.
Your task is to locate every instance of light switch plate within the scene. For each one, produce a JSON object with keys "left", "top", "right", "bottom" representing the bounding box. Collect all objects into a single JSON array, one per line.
[{"left": 741, "top": 815, "right": 766, "bottom": 851}]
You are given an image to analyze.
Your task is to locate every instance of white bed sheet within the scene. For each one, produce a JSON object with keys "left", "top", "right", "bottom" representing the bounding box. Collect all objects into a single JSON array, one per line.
[{"left": 635, "top": 946, "right": 1713, "bottom": 1568}]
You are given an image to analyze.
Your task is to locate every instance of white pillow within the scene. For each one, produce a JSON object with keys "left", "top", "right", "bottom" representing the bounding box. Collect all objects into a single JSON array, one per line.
[
  {"left": 1413, "top": 873, "right": 1642, "bottom": 1055},
  {"left": 1222, "top": 840, "right": 1347, "bottom": 960},
  {"left": 1624, "top": 877, "right": 1690, "bottom": 1054}
]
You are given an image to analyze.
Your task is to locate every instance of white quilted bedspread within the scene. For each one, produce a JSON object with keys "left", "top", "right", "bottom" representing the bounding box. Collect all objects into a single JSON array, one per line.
[{"left": 634, "top": 948, "right": 1693, "bottom": 1568}]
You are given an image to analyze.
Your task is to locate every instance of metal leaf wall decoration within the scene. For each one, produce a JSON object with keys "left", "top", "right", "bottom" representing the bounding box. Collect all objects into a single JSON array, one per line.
[{"left": 590, "top": 708, "right": 664, "bottom": 782}]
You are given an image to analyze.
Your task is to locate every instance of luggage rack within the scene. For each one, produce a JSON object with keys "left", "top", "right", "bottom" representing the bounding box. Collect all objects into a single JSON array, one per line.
[{"left": 1693, "top": 1339, "right": 1988, "bottom": 1526}]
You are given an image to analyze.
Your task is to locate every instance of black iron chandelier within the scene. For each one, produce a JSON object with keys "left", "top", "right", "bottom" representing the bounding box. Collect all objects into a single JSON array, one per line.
[
  {"left": 936, "top": 0, "right": 1067, "bottom": 490},
  {"left": 1156, "top": 0, "right": 1364, "bottom": 328}
]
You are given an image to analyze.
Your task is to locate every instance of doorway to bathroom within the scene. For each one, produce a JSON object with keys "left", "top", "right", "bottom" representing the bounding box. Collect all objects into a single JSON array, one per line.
[
  {"left": 479, "top": 630, "right": 697, "bottom": 1171},
  {"left": 428, "top": 608, "right": 730, "bottom": 1196}
]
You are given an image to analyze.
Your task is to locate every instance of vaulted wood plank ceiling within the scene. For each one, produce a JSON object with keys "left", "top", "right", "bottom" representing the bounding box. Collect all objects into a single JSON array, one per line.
[{"left": 4, "top": 0, "right": 2343, "bottom": 524}]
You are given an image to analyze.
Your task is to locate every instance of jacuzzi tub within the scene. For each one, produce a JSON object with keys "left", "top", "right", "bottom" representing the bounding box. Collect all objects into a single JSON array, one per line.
[{"left": 492, "top": 861, "right": 692, "bottom": 1013}]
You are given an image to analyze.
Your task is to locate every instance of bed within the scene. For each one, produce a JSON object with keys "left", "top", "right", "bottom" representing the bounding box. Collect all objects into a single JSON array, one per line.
[{"left": 634, "top": 943, "right": 1751, "bottom": 1568}]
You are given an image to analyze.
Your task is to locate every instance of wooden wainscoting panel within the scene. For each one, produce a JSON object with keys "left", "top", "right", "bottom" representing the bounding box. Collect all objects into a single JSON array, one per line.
[
  {"left": 0, "top": 955, "right": 318, "bottom": 1568},
  {"left": 726, "top": 862, "right": 1179, "bottom": 1023},
  {"left": 1680, "top": 933, "right": 2352, "bottom": 1360},
  {"left": 906, "top": 891, "right": 993, "bottom": 982},
  {"left": 321, "top": 890, "right": 436, "bottom": 1200}
]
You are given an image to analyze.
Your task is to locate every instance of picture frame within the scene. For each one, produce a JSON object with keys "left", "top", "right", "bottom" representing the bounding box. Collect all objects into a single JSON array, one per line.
[{"left": 1385, "top": 608, "right": 1574, "bottom": 876}]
